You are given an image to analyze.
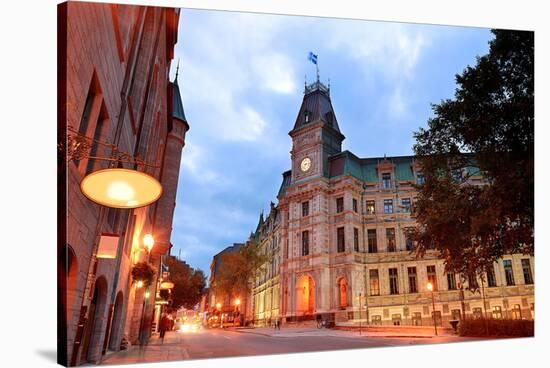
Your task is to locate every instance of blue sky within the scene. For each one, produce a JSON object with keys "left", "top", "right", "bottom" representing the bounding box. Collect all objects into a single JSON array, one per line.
[{"left": 168, "top": 9, "right": 493, "bottom": 275}]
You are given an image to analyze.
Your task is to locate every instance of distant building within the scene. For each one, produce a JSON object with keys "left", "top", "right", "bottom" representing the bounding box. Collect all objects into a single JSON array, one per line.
[
  {"left": 247, "top": 76, "right": 534, "bottom": 327},
  {"left": 59, "top": 2, "right": 188, "bottom": 365},
  {"left": 209, "top": 243, "right": 244, "bottom": 314}
]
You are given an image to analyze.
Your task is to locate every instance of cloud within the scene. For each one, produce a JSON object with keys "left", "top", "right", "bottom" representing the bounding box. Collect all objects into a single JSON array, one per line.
[{"left": 325, "top": 20, "right": 430, "bottom": 80}]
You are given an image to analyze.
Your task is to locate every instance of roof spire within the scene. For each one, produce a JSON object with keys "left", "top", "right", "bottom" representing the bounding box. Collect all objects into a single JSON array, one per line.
[{"left": 175, "top": 58, "right": 180, "bottom": 84}]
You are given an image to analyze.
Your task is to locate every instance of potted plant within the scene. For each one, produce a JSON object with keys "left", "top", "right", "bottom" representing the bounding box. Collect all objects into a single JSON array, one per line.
[{"left": 131, "top": 262, "right": 156, "bottom": 287}]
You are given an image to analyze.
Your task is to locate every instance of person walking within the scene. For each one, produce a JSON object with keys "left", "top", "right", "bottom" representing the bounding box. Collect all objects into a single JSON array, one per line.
[{"left": 159, "top": 313, "right": 170, "bottom": 342}]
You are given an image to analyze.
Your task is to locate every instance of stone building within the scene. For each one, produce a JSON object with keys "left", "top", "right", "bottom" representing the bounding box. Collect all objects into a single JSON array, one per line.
[
  {"left": 58, "top": 2, "right": 187, "bottom": 365},
  {"left": 248, "top": 76, "right": 534, "bottom": 327},
  {"left": 249, "top": 204, "right": 282, "bottom": 325}
]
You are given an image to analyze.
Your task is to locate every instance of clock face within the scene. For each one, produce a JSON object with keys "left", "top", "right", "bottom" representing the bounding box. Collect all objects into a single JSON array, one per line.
[{"left": 300, "top": 157, "right": 312, "bottom": 172}]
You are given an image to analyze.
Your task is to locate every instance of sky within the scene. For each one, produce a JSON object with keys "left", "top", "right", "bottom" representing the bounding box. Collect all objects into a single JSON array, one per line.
[{"left": 168, "top": 8, "right": 493, "bottom": 276}]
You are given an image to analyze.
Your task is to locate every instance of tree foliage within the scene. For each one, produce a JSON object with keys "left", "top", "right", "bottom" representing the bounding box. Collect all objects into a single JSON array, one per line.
[
  {"left": 412, "top": 29, "right": 534, "bottom": 282},
  {"left": 211, "top": 240, "right": 269, "bottom": 302},
  {"left": 163, "top": 256, "right": 206, "bottom": 310}
]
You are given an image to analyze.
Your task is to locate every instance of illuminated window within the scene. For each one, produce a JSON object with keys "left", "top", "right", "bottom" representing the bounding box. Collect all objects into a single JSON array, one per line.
[
  {"left": 492, "top": 306, "right": 503, "bottom": 319},
  {"left": 427, "top": 265, "right": 437, "bottom": 291},
  {"left": 369, "top": 269, "right": 380, "bottom": 296},
  {"left": 366, "top": 200, "right": 375, "bottom": 215}
]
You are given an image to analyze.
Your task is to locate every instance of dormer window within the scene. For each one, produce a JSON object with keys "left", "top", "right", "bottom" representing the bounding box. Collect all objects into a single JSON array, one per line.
[
  {"left": 304, "top": 110, "right": 310, "bottom": 123},
  {"left": 325, "top": 111, "right": 333, "bottom": 126}
]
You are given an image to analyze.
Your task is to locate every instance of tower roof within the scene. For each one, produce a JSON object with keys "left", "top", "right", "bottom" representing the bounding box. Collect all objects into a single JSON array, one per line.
[
  {"left": 291, "top": 79, "right": 340, "bottom": 134},
  {"left": 172, "top": 64, "right": 187, "bottom": 122}
]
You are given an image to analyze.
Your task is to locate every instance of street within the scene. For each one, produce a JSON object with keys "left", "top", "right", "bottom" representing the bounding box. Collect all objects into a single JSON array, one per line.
[{"left": 101, "top": 327, "right": 482, "bottom": 365}]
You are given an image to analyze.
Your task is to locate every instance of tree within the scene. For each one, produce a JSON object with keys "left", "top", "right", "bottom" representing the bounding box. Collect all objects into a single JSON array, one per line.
[
  {"left": 163, "top": 256, "right": 206, "bottom": 310},
  {"left": 411, "top": 29, "right": 534, "bottom": 285},
  {"left": 211, "top": 240, "right": 269, "bottom": 308}
]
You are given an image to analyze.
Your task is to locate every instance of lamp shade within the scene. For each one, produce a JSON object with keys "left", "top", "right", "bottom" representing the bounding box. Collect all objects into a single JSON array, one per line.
[
  {"left": 80, "top": 168, "right": 162, "bottom": 209},
  {"left": 160, "top": 281, "right": 175, "bottom": 290}
]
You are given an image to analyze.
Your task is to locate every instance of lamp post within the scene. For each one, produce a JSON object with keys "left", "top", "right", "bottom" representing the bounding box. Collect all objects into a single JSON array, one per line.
[
  {"left": 138, "top": 234, "right": 155, "bottom": 346},
  {"left": 427, "top": 282, "right": 438, "bottom": 336}
]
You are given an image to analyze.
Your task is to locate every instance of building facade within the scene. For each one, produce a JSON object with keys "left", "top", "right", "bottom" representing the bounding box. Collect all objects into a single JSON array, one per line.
[
  {"left": 248, "top": 77, "right": 534, "bottom": 327},
  {"left": 58, "top": 2, "right": 187, "bottom": 365}
]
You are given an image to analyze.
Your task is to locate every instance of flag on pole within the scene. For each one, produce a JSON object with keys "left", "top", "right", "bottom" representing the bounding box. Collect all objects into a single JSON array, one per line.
[{"left": 308, "top": 52, "right": 318, "bottom": 65}]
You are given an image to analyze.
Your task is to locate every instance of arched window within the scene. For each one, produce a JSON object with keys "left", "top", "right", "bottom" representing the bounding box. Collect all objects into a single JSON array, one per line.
[{"left": 338, "top": 278, "right": 347, "bottom": 309}]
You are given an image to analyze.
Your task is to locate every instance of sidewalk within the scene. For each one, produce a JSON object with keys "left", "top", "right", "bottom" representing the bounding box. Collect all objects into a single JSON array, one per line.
[
  {"left": 227, "top": 325, "right": 455, "bottom": 339},
  {"left": 100, "top": 332, "right": 189, "bottom": 365}
]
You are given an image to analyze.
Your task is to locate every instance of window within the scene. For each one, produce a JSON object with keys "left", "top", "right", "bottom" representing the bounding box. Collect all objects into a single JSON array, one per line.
[
  {"left": 408, "top": 267, "right": 418, "bottom": 293},
  {"left": 369, "top": 269, "right": 380, "bottom": 296},
  {"left": 473, "top": 307, "right": 483, "bottom": 319},
  {"left": 389, "top": 268, "right": 399, "bottom": 295},
  {"left": 503, "top": 260, "right": 515, "bottom": 286},
  {"left": 382, "top": 173, "right": 391, "bottom": 188},
  {"left": 367, "top": 229, "right": 377, "bottom": 253},
  {"left": 492, "top": 306, "right": 503, "bottom": 319},
  {"left": 302, "top": 201, "right": 309, "bottom": 217},
  {"left": 337, "top": 227, "right": 345, "bottom": 253},
  {"left": 353, "top": 228, "right": 359, "bottom": 252},
  {"left": 451, "top": 309, "right": 462, "bottom": 321},
  {"left": 427, "top": 265, "right": 437, "bottom": 291},
  {"left": 401, "top": 198, "right": 411, "bottom": 213},
  {"left": 511, "top": 304, "right": 522, "bottom": 320},
  {"left": 452, "top": 169, "right": 463, "bottom": 182},
  {"left": 304, "top": 110, "right": 310, "bottom": 123},
  {"left": 416, "top": 173, "right": 425, "bottom": 185},
  {"left": 521, "top": 259, "right": 533, "bottom": 284},
  {"left": 383, "top": 199, "right": 393, "bottom": 214},
  {"left": 467, "top": 273, "right": 478, "bottom": 289},
  {"left": 85, "top": 106, "right": 109, "bottom": 174},
  {"left": 366, "top": 200, "right": 375, "bottom": 215},
  {"left": 487, "top": 264, "right": 497, "bottom": 287},
  {"left": 371, "top": 315, "right": 382, "bottom": 325},
  {"left": 412, "top": 312, "right": 422, "bottom": 326},
  {"left": 432, "top": 311, "right": 442, "bottom": 326},
  {"left": 386, "top": 228, "right": 396, "bottom": 252},
  {"left": 447, "top": 272, "right": 457, "bottom": 290},
  {"left": 392, "top": 314, "right": 402, "bottom": 326},
  {"left": 352, "top": 198, "right": 358, "bottom": 213},
  {"left": 404, "top": 227, "right": 414, "bottom": 251},
  {"left": 336, "top": 197, "right": 344, "bottom": 213},
  {"left": 301, "top": 231, "right": 309, "bottom": 256}
]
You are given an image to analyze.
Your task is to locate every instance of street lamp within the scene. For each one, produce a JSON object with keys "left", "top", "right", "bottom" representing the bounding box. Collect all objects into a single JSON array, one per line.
[
  {"left": 143, "top": 234, "right": 155, "bottom": 253},
  {"left": 427, "top": 282, "right": 438, "bottom": 336}
]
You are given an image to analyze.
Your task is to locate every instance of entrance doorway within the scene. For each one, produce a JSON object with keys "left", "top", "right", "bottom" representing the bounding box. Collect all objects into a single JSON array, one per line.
[
  {"left": 81, "top": 276, "right": 108, "bottom": 363},
  {"left": 296, "top": 275, "right": 315, "bottom": 315}
]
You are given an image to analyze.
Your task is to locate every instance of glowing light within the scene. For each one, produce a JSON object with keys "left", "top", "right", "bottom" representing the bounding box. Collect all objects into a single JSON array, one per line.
[
  {"left": 216, "top": 302, "right": 222, "bottom": 310},
  {"left": 145, "top": 291, "right": 150, "bottom": 299},
  {"left": 235, "top": 299, "right": 241, "bottom": 306},
  {"left": 160, "top": 281, "right": 175, "bottom": 289},
  {"left": 80, "top": 168, "right": 162, "bottom": 209},
  {"left": 136, "top": 280, "right": 144, "bottom": 288},
  {"left": 143, "top": 234, "right": 155, "bottom": 252},
  {"left": 427, "top": 282, "right": 433, "bottom": 291}
]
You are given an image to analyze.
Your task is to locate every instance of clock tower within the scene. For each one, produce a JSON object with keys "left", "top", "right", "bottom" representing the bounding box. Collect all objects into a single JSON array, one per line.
[{"left": 289, "top": 78, "right": 344, "bottom": 184}]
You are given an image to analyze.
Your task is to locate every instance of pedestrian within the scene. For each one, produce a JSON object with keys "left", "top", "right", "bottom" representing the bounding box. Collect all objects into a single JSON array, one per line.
[{"left": 159, "top": 313, "right": 170, "bottom": 342}]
